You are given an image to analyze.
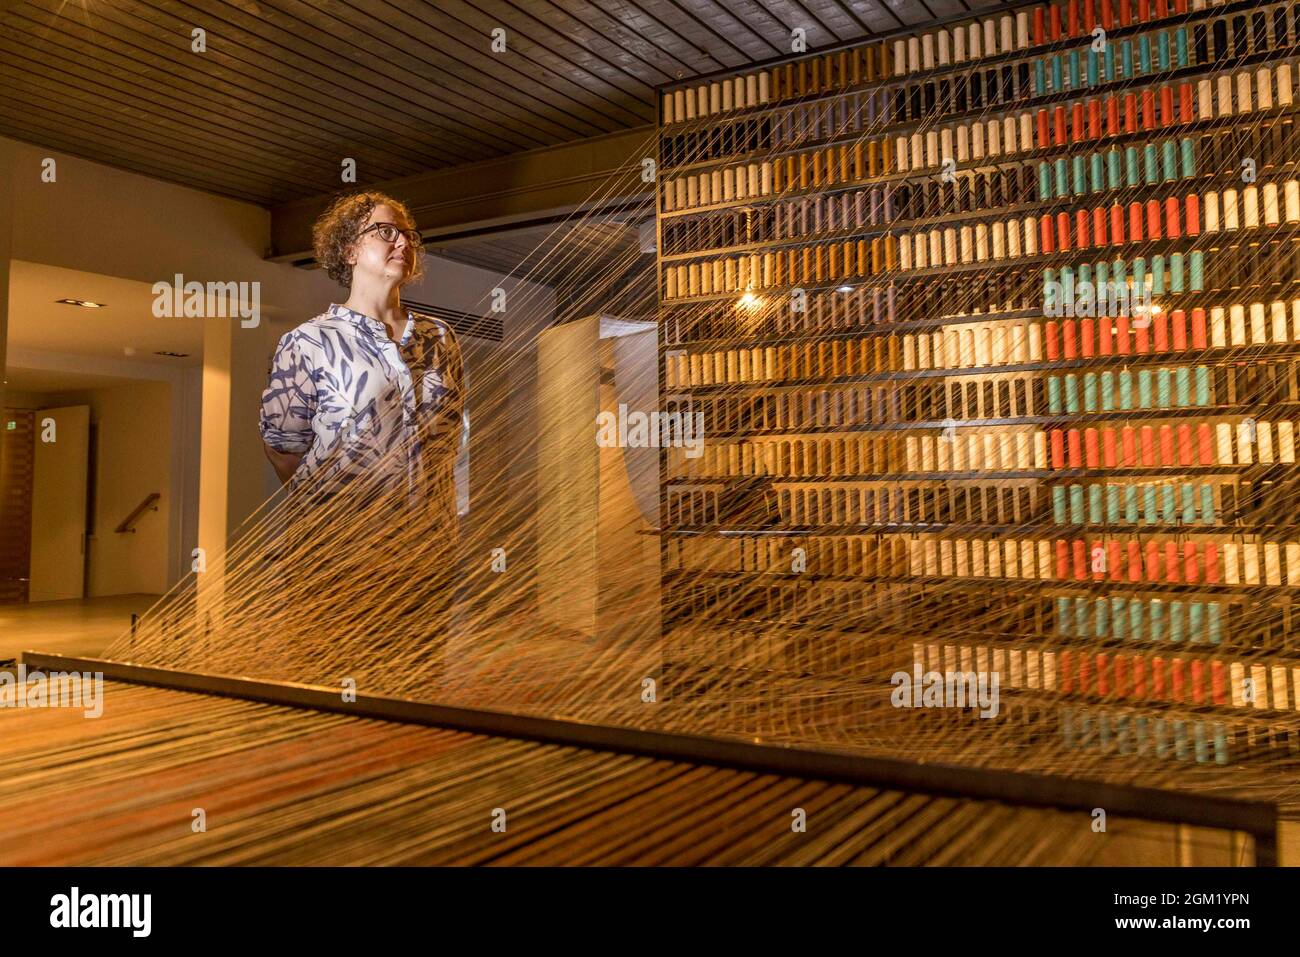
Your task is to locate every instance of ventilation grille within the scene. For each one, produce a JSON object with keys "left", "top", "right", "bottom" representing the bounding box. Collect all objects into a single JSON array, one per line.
[{"left": 405, "top": 300, "right": 504, "bottom": 343}]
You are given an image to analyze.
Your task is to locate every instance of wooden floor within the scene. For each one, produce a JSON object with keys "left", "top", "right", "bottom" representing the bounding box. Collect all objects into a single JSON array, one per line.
[{"left": 0, "top": 594, "right": 161, "bottom": 662}]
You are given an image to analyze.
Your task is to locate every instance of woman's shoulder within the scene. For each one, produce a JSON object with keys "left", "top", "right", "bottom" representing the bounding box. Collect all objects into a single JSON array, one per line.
[
  {"left": 409, "top": 312, "right": 460, "bottom": 348},
  {"left": 278, "top": 308, "right": 350, "bottom": 347}
]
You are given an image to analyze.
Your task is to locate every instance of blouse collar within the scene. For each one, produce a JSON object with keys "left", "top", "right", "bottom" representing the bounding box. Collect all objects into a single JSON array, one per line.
[{"left": 329, "top": 303, "right": 414, "bottom": 346}]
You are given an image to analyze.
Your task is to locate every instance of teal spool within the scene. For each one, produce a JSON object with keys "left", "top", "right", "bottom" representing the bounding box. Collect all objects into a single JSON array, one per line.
[
  {"left": 1189, "top": 601, "right": 1204, "bottom": 643},
  {"left": 1151, "top": 255, "right": 1166, "bottom": 296},
  {"left": 1180, "top": 138, "right": 1195, "bottom": 177},
  {"left": 1052, "top": 55, "right": 1064, "bottom": 92},
  {"left": 1155, "top": 368, "right": 1171, "bottom": 407},
  {"left": 1094, "top": 596, "right": 1108, "bottom": 637},
  {"left": 1090, "top": 152, "right": 1105, "bottom": 192},
  {"left": 1088, "top": 483, "right": 1103, "bottom": 524},
  {"left": 1180, "top": 482, "right": 1196, "bottom": 523},
  {"left": 1060, "top": 266, "right": 1075, "bottom": 306},
  {"left": 1123, "top": 484, "right": 1139, "bottom": 523},
  {"left": 1069, "top": 484, "right": 1085, "bottom": 523},
  {"left": 1064, "top": 373, "right": 1079, "bottom": 413},
  {"left": 1105, "top": 483, "right": 1121, "bottom": 521},
  {"left": 1207, "top": 602, "right": 1222, "bottom": 644},
  {"left": 1160, "top": 482, "right": 1176, "bottom": 522},
  {"left": 1038, "top": 162, "right": 1052, "bottom": 201},
  {"left": 1169, "top": 600, "right": 1184, "bottom": 643},
  {"left": 1057, "top": 596, "right": 1072, "bottom": 636},
  {"left": 1132, "top": 257, "right": 1147, "bottom": 292},
  {"left": 1074, "top": 596, "right": 1088, "bottom": 637},
  {"left": 1116, "top": 714, "right": 1130, "bottom": 754},
  {"left": 1120, "top": 40, "right": 1133, "bottom": 79},
  {"left": 1173, "top": 720, "right": 1189, "bottom": 761},
  {"left": 1138, "top": 369, "right": 1153, "bottom": 408},
  {"left": 1052, "top": 485, "right": 1068, "bottom": 523},
  {"left": 1154, "top": 717, "right": 1168, "bottom": 758},
  {"left": 1125, "top": 146, "right": 1140, "bottom": 186},
  {"left": 1193, "top": 722, "right": 1208, "bottom": 764},
  {"left": 1199, "top": 484, "right": 1214, "bottom": 522},
  {"left": 1157, "top": 31, "right": 1170, "bottom": 71},
  {"left": 1118, "top": 370, "right": 1133, "bottom": 409},
  {"left": 1083, "top": 372, "right": 1098, "bottom": 411},
  {"left": 1034, "top": 58, "right": 1046, "bottom": 96},
  {"left": 1194, "top": 365, "right": 1209, "bottom": 405},
  {"left": 1068, "top": 50, "right": 1081, "bottom": 89},
  {"left": 1135, "top": 716, "right": 1149, "bottom": 756},
  {"left": 1130, "top": 599, "right": 1144, "bottom": 640},
  {"left": 1138, "top": 35, "right": 1151, "bottom": 75},
  {"left": 1100, "top": 371, "right": 1114, "bottom": 411},
  {"left": 1161, "top": 140, "right": 1178, "bottom": 182},
  {"left": 1072, "top": 155, "right": 1086, "bottom": 195},
  {"left": 1175, "top": 27, "right": 1189, "bottom": 68},
  {"left": 1107, "top": 149, "right": 1122, "bottom": 188},
  {"left": 1174, "top": 366, "right": 1190, "bottom": 407},
  {"left": 1213, "top": 724, "right": 1229, "bottom": 765},
  {"left": 1055, "top": 158, "right": 1069, "bottom": 198},
  {"left": 1150, "top": 600, "right": 1166, "bottom": 642},
  {"left": 1142, "top": 484, "right": 1157, "bottom": 524},
  {"left": 1190, "top": 251, "right": 1204, "bottom": 290},
  {"left": 1111, "top": 596, "right": 1127, "bottom": 639},
  {"left": 1170, "top": 252, "right": 1185, "bottom": 293},
  {"left": 1061, "top": 706, "right": 1074, "bottom": 747},
  {"left": 1143, "top": 143, "right": 1158, "bottom": 184},
  {"left": 1111, "top": 257, "right": 1126, "bottom": 285},
  {"left": 1048, "top": 375, "right": 1062, "bottom": 413}
]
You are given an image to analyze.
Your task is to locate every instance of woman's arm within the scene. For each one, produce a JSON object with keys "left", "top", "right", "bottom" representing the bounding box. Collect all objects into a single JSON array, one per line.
[
  {"left": 263, "top": 444, "right": 305, "bottom": 485},
  {"left": 260, "top": 331, "right": 318, "bottom": 486}
]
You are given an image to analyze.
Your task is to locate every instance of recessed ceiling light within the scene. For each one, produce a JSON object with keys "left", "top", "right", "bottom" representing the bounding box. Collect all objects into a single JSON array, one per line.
[{"left": 56, "top": 298, "right": 106, "bottom": 308}]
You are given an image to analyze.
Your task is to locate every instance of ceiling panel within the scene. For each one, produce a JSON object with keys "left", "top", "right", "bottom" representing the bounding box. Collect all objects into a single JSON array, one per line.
[{"left": 0, "top": 0, "right": 1008, "bottom": 207}]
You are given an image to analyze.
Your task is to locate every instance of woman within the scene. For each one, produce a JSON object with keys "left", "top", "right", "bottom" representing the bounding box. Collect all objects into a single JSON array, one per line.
[
  {"left": 258, "top": 192, "right": 466, "bottom": 679},
  {"left": 260, "top": 191, "right": 464, "bottom": 537}
]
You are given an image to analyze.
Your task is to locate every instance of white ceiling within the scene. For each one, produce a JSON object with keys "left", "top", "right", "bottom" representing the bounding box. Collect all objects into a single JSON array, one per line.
[{"left": 6, "top": 260, "right": 205, "bottom": 368}]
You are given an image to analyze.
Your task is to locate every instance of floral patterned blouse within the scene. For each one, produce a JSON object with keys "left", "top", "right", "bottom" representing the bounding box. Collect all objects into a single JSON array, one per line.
[{"left": 260, "top": 303, "right": 464, "bottom": 529}]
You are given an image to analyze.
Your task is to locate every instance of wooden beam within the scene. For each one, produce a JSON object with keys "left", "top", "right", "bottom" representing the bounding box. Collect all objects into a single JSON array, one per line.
[{"left": 268, "top": 125, "right": 656, "bottom": 263}]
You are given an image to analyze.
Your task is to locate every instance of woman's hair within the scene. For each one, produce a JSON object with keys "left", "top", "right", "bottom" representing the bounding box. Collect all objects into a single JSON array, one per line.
[{"left": 312, "top": 191, "right": 424, "bottom": 288}]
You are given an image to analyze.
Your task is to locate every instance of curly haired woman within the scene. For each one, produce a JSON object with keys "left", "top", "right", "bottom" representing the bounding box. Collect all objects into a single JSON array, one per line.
[
  {"left": 259, "top": 191, "right": 464, "bottom": 538},
  {"left": 257, "top": 192, "right": 466, "bottom": 676}
]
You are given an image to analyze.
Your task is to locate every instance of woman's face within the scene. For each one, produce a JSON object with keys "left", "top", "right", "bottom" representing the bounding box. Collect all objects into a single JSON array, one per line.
[{"left": 349, "top": 203, "right": 417, "bottom": 288}]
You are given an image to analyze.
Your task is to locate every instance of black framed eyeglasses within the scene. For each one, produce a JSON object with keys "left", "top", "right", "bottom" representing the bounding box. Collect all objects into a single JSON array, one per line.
[{"left": 358, "top": 222, "right": 423, "bottom": 248}]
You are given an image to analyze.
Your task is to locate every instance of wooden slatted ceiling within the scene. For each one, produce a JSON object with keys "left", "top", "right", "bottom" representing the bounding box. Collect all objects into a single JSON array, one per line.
[{"left": 0, "top": 0, "right": 1008, "bottom": 207}]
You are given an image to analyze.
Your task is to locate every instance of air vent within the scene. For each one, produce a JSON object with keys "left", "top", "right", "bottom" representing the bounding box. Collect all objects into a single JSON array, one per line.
[{"left": 404, "top": 300, "right": 504, "bottom": 343}]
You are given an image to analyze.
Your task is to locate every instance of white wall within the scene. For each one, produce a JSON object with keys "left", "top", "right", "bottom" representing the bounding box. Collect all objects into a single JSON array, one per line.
[
  {"left": 0, "top": 133, "right": 337, "bottom": 577},
  {"left": 39, "top": 382, "right": 172, "bottom": 597}
]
